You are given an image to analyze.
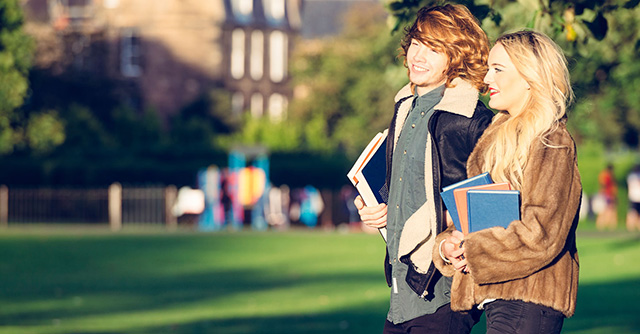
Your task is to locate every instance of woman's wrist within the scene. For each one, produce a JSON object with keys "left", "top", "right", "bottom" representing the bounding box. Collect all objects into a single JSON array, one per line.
[{"left": 439, "top": 239, "right": 452, "bottom": 264}]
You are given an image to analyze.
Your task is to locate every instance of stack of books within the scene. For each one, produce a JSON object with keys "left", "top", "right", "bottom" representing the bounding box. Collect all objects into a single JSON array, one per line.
[
  {"left": 347, "top": 130, "right": 389, "bottom": 242},
  {"left": 440, "top": 172, "right": 521, "bottom": 235}
]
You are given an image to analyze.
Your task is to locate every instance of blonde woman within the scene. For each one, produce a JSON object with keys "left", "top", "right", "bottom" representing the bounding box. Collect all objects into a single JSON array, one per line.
[{"left": 435, "top": 30, "right": 582, "bottom": 334}]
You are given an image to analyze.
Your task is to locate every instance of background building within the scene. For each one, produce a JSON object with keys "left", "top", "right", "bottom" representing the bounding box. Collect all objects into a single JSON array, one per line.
[{"left": 21, "top": 0, "right": 302, "bottom": 124}]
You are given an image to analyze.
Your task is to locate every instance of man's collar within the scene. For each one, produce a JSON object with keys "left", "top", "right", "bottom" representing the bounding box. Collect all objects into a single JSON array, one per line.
[{"left": 395, "top": 78, "right": 480, "bottom": 118}]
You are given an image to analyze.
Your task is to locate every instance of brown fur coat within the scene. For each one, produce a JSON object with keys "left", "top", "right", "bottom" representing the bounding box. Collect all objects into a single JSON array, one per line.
[{"left": 432, "top": 113, "right": 582, "bottom": 317}]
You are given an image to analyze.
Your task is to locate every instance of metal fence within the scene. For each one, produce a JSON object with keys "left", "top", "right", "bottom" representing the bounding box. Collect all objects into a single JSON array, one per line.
[
  {"left": 0, "top": 184, "right": 173, "bottom": 227},
  {"left": 0, "top": 184, "right": 355, "bottom": 230}
]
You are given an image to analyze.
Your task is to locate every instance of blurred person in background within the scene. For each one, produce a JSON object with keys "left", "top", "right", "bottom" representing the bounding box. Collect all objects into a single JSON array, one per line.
[
  {"left": 354, "top": 4, "right": 494, "bottom": 333},
  {"left": 596, "top": 163, "right": 618, "bottom": 230},
  {"left": 436, "top": 30, "right": 581, "bottom": 334},
  {"left": 626, "top": 164, "right": 640, "bottom": 231}
]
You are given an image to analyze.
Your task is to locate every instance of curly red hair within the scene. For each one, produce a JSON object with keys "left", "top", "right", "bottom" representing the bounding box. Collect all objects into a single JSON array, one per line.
[{"left": 400, "top": 4, "right": 489, "bottom": 93}]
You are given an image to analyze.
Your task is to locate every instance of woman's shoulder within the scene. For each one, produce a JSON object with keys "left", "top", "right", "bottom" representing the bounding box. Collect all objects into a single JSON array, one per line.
[{"left": 543, "top": 121, "right": 576, "bottom": 146}]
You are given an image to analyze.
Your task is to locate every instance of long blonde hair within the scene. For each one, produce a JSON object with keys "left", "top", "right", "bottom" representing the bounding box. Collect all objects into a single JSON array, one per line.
[{"left": 482, "top": 31, "right": 574, "bottom": 190}]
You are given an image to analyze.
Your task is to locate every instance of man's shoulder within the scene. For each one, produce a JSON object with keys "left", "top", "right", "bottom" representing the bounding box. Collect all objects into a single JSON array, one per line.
[
  {"left": 437, "top": 100, "right": 494, "bottom": 123},
  {"left": 394, "top": 83, "right": 413, "bottom": 103},
  {"left": 471, "top": 100, "right": 495, "bottom": 120}
]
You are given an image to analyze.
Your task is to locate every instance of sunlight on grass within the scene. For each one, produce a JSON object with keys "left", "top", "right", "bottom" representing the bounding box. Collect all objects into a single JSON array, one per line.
[{"left": 0, "top": 228, "right": 638, "bottom": 334}]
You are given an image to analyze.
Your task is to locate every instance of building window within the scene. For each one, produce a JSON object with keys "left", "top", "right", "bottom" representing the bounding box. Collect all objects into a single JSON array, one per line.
[
  {"left": 268, "top": 93, "right": 287, "bottom": 121},
  {"left": 250, "top": 30, "right": 264, "bottom": 80},
  {"left": 251, "top": 93, "right": 264, "bottom": 118},
  {"left": 120, "top": 28, "right": 141, "bottom": 77},
  {"left": 264, "top": 0, "right": 285, "bottom": 24},
  {"left": 50, "top": 0, "right": 94, "bottom": 30},
  {"left": 104, "top": 0, "right": 119, "bottom": 9},
  {"left": 232, "top": 92, "right": 245, "bottom": 116},
  {"left": 231, "top": 29, "right": 245, "bottom": 80},
  {"left": 269, "top": 31, "right": 287, "bottom": 83},
  {"left": 231, "top": 0, "right": 253, "bottom": 23}
]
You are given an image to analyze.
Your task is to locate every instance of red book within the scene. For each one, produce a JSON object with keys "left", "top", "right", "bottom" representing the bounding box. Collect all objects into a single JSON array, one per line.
[{"left": 453, "top": 182, "right": 511, "bottom": 234}]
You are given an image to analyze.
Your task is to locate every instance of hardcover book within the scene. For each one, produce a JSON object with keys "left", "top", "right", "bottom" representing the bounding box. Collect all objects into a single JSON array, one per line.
[
  {"left": 467, "top": 189, "right": 521, "bottom": 233},
  {"left": 453, "top": 182, "right": 511, "bottom": 234},
  {"left": 347, "top": 130, "right": 389, "bottom": 242},
  {"left": 440, "top": 172, "right": 493, "bottom": 232}
]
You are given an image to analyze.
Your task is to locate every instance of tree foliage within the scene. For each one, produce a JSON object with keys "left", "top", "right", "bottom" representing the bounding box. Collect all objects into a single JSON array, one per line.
[
  {"left": 384, "top": 0, "right": 640, "bottom": 148},
  {"left": 286, "top": 3, "right": 406, "bottom": 158},
  {"left": 0, "top": 0, "right": 33, "bottom": 153}
]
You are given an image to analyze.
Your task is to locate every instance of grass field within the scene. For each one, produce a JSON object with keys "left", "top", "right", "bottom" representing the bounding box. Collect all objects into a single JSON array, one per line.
[{"left": 0, "top": 226, "right": 638, "bottom": 334}]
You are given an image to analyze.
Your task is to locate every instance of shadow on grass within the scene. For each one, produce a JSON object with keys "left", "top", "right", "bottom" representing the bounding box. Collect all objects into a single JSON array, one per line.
[{"left": 1, "top": 232, "right": 639, "bottom": 334}]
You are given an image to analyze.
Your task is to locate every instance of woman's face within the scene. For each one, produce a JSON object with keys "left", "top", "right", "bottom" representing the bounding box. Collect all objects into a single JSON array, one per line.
[{"left": 484, "top": 43, "right": 531, "bottom": 115}]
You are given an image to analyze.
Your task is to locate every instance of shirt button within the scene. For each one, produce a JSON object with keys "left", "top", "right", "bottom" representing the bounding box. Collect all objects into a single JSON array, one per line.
[
  {"left": 421, "top": 112, "right": 425, "bottom": 116},
  {"left": 396, "top": 204, "right": 399, "bottom": 209},
  {"left": 404, "top": 150, "right": 407, "bottom": 154},
  {"left": 411, "top": 124, "right": 416, "bottom": 128},
  {"left": 399, "top": 177, "right": 402, "bottom": 182}
]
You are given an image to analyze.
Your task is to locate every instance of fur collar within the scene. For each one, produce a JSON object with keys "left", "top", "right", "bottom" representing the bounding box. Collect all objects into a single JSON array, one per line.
[{"left": 394, "top": 78, "right": 479, "bottom": 118}]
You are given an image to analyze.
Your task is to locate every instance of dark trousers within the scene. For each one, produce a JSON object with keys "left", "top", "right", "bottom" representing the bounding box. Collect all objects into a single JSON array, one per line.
[
  {"left": 485, "top": 300, "right": 565, "bottom": 334},
  {"left": 383, "top": 303, "right": 482, "bottom": 334}
]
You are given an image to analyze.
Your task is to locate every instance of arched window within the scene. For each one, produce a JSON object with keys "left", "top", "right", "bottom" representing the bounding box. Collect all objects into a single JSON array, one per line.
[
  {"left": 264, "top": 0, "right": 285, "bottom": 24},
  {"left": 268, "top": 93, "right": 287, "bottom": 121},
  {"left": 250, "top": 30, "right": 264, "bottom": 80},
  {"left": 231, "top": 29, "right": 245, "bottom": 79},
  {"left": 251, "top": 93, "right": 264, "bottom": 117},
  {"left": 269, "top": 31, "right": 287, "bottom": 82},
  {"left": 232, "top": 92, "right": 245, "bottom": 116},
  {"left": 231, "top": 0, "right": 253, "bottom": 23}
]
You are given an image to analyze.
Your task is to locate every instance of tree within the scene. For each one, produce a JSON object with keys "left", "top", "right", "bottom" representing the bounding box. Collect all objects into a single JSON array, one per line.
[
  {"left": 287, "top": 3, "right": 406, "bottom": 158},
  {"left": 385, "top": 0, "right": 640, "bottom": 149},
  {"left": 0, "top": 0, "right": 34, "bottom": 154},
  {"left": 386, "top": 0, "right": 639, "bottom": 45}
]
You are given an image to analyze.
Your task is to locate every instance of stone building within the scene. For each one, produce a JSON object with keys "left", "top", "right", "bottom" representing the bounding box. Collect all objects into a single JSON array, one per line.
[{"left": 21, "top": 0, "right": 302, "bottom": 123}]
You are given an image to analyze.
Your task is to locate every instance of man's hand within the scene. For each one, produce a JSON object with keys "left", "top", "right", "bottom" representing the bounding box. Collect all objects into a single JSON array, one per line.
[
  {"left": 441, "top": 230, "right": 469, "bottom": 273},
  {"left": 354, "top": 195, "right": 387, "bottom": 228}
]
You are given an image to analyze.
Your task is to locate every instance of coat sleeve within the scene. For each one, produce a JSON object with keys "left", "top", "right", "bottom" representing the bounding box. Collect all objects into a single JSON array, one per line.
[
  {"left": 432, "top": 225, "right": 457, "bottom": 277},
  {"left": 464, "top": 129, "right": 582, "bottom": 284}
]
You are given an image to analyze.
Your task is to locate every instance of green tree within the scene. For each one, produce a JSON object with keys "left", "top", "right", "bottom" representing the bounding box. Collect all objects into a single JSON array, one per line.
[
  {"left": 0, "top": 0, "right": 34, "bottom": 154},
  {"left": 385, "top": 0, "right": 640, "bottom": 149},
  {"left": 287, "top": 3, "right": 406, "bottom": 157}
]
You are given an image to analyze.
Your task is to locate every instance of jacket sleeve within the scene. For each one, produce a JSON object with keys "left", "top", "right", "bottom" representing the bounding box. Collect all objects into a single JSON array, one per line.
[
  {"left": 466, "top": 106, "right": 494, "bottom": 153},
  {"left": 464, "top": 129, "right": 582, "bottom": 284},
  {"left": 432, "top": 225, "right": 457, "bottom": 277}
]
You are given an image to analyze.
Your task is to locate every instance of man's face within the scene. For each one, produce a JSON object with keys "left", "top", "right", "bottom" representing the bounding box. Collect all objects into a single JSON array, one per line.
[{"left": 406, "top": 39, "right": 449, "bottom": 96}]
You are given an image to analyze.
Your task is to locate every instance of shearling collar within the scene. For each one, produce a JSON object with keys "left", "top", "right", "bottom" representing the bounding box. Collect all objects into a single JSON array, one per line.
[{"left": 394, "top": 78, "right": 479, "bottom": 118}]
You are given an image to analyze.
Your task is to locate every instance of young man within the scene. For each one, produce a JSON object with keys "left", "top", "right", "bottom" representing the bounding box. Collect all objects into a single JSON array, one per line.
[{"left": 354, "top": 4, "right": 493, "bottom": 333}]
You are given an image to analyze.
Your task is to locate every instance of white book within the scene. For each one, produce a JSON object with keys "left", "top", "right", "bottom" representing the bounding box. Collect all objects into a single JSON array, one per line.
[{"left": 347, "top": 129, "right": 389, "bottom": 242}]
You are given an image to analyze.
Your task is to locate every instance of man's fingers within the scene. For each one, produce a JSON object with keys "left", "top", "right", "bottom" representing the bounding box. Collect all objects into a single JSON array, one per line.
[{"left": 354, "top": 196, "right": 365, "bottom": 210}]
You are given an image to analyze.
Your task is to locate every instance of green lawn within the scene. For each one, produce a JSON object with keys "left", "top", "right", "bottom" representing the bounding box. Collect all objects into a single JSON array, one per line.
[{"left": 0, "top": 226, "right": 638, "bottom": 334}]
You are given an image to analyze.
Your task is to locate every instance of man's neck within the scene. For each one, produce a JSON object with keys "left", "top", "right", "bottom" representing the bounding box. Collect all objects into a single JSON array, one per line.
[{"left": 415, "top": 80, "right": 447, "bottom": 96}]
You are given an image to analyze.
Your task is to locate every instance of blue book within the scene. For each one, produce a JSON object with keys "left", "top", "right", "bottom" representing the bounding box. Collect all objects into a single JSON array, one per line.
[
  {"left": 466, "top": 189, "right": 521, "bottom": 233},
  {"left": 347, "top": 130, "right": 389, "bottom": 242},
  {"left": 440, "top": 172, "right": 492, "bottom": 232},
  {"left": 359, "top": 137, "right": 388, "bottom": 205}
]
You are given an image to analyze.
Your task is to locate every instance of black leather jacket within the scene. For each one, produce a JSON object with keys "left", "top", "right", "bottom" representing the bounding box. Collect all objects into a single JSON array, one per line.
[{"left": 384, "top": 90, "right": 494, "bottom": 297}]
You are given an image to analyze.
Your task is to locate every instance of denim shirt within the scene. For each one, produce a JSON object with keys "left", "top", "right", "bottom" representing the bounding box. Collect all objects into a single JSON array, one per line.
[{"left": 386, "top": 85, "right": 451, "bottom": 324}]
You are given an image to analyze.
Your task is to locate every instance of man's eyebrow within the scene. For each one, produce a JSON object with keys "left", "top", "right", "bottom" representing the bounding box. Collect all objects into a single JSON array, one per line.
[{"left": 489, "top": 62, "right": 505, "bottom": 67}]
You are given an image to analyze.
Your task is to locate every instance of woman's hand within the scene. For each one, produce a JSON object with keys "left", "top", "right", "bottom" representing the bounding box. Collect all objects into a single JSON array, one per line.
[
  {"left": 354, "top": 195, "right": 387, "bottom": 228},
  {"left": 441, "top": 230, "right": 469, "bottom": 273}
]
